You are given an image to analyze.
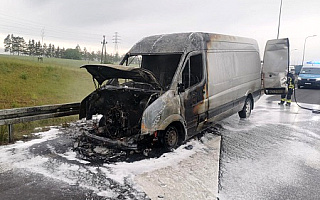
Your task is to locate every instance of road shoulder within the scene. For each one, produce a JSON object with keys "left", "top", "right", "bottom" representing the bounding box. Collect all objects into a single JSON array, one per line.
[{"left": 135, "top": 135, "right": 221, "bottom": 199}]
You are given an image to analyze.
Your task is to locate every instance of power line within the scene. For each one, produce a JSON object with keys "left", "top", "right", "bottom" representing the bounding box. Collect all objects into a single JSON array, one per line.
[
  {"left": 0, "top": 13, "right": 109, "bottom": 44},
  {"left": 0, "top": 13, "right": 103, "bottom": 38},
  {"left": 0, "top": 12, "right": 119, "bottom": 52}
]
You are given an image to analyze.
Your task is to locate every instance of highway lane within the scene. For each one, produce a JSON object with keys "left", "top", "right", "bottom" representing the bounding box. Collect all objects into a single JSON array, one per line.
[
  {"left": 267, "top": 87, "right": 320, "bottom": 105},
  {"left": 218, "top": 90, "right": 320, "bottom": 200},
  {"left": 0, "top": 87, "right": 319, "bottom": 200}
]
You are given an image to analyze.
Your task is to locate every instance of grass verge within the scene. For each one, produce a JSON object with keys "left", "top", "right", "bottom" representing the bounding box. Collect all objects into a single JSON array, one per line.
[{"left": 0, "top": 55, "right": 97, "bottom": 143}]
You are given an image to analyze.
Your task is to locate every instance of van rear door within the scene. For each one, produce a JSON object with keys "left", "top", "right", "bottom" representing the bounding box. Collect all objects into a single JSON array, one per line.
[{"left": 262, "top": 38, "right": 289, "bottom": 95}]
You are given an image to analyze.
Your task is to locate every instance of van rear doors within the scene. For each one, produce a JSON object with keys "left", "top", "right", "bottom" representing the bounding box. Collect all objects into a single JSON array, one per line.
[{"left": 262, "top": 38, "right": 289, "bottom": 94}]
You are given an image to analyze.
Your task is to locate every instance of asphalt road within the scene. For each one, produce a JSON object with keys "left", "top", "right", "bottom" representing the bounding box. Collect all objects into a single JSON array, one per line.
[
  {"left": 218, "top": 88, "right": 320, "bottom": 200},
  {"left": 0, "top": 87, "right": 319, "bottom": 200},
  {"left": 266, "top": 87, "right": 320, "bottom": 104}
]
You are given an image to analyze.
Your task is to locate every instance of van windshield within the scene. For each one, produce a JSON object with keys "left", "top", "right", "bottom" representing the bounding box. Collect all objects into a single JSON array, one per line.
[
  {"left": 125, "top": 54, "right": 182, "bottom": 90},
  {"left": 300, "top": 67, "right": 320, "bottom": 74}
]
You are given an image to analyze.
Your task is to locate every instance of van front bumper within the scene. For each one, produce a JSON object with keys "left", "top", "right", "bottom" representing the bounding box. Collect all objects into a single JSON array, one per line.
[{"left": 80, "top": 131, "right": 139, "bottom": 150}]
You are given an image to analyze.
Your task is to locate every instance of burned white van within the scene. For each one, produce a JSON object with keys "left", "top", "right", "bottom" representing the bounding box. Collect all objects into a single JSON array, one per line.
[{"left": 79, "top": 32, "right": 288, "bottom": 151}]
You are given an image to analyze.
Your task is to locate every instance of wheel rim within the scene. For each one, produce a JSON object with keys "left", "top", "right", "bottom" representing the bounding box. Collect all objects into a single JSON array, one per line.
[{"left": 165, "top": 127, "right": 178, "bottom": 147}]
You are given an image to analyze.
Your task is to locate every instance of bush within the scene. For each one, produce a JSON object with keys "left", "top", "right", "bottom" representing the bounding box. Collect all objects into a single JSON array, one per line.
[{"left": 20, "top": 73, "right": 28, "bottom": 80}]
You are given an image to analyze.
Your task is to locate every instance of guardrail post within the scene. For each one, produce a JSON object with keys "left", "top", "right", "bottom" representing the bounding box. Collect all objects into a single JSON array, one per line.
[{"left": 8, "top": 124, "right": 14, "bottom": 143}]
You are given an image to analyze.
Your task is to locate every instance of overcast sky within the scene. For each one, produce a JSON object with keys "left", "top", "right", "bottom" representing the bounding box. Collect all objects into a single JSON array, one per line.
[{"left": 1, "top": 0, "right": 319, "bottom": 65}]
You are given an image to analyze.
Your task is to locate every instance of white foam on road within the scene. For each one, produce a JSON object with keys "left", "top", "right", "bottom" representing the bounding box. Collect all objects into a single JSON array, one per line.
[{"left": 0, "top": 125, "right": 220, "bottom": 199}]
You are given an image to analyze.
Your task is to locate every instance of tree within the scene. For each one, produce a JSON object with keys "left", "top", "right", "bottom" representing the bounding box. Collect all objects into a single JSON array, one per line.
[
  {"left": 11, "top": 35, "right": 26, "bottom": 56},
  {"left": 42, "top": 43, "right": 47, "bottom": 56},
  {"left": 3, "top": 33, "right": 109, "bottom": 61},
  {"left": 60, "top": 47, "right": 66, "bottom": 58},
  {"left": 28, "top": 40, "right": 35, "bottom": 56},
  {"left": 35, "top": 41, "right": 42, "bottom": 56},
  {"left": 88, "top": 51, "right": 95, "bottom": 61},
  {"left": 47, "top": 43, "right": 52, "bottom": 57},
  {"left": 75, "top": 44, "right": 81, "bottom": 53},
  {"left": 55, "top": 46, "right": 60, "bottom": 58},
  {"left": 51, "top": 44, "right": 55, "bottom": 57},
  {"left": 96, "top": 51, "right": 102, "bottom": 62},
  {"left": 4, "top": 34, "right": 12, "bottom": 53},
  {"left": 62, "top": 48, "right": 82, "bottom": 60},
  {"left": 21, "top": 42, "right": 28, "bottom": 56},
  {"left": 83, "top": 47, "right": 88, "bottom": 60}
]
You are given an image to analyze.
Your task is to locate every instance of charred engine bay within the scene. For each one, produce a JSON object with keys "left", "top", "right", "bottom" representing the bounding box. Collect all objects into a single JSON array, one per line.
[
  {"left": 75, "top": 85, "right": 161, "bottom": 163},
  {"left": 85, "top": 85, "right": 159, "bottom": 139}
]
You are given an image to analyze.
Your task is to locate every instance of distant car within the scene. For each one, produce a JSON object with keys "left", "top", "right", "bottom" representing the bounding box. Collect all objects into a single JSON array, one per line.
[{"left": 297, "top": 66, "right": 320, "bottom": 88}]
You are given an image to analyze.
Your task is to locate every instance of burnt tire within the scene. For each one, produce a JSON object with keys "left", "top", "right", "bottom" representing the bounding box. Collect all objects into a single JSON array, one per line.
[
  {"left": 238, "top": 97, "right": 252, "bottom": 119},
  {"left": 163, "top": 126, "right": 179, "bottom": 151}
]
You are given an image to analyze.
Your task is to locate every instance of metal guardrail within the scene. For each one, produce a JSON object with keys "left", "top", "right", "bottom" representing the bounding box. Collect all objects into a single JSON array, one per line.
[{"left": 0, "top": 102, "right": 80, "bottom": 143}]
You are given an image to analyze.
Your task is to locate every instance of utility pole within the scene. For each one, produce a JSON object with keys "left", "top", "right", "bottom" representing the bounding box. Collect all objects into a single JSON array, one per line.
[
  {"left": 101, "top": 35, "right": 107, "bottom": 64},
  {"left": 113, "top": 32, "right": 120, "bottom": 62}
]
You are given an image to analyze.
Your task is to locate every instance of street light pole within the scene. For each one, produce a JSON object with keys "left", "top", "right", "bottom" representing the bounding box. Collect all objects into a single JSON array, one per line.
[
  {"left": 290, "top": 49, "right": 297, "bottom": 65},
  {"left": 301, "top": 35, "right": 317, "bottom": 66},
  {"left": 277, "top": 0, "right": 283, "bottom": 39}
]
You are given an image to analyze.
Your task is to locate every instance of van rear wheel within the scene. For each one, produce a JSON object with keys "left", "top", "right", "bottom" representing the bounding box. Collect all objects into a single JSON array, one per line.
[
  {"left": 163, "top": 126, "right": 179, "bottom": 151},
  {"left": 238, "top": 97, "right": 252, "bottom": 118}
]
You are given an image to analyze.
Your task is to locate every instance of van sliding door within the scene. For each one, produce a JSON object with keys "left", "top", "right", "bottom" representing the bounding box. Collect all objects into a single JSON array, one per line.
[{"left": 262, "top": 38, "right": 289, "bottom": 95}]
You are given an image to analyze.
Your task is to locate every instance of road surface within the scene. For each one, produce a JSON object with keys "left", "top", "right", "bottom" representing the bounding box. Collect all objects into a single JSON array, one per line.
[
  {"left": 0, "top": 88, "right": 319, "bottom": 199},
  {"left": 218, "top": 88, "right": 320, "bottom": 199}
]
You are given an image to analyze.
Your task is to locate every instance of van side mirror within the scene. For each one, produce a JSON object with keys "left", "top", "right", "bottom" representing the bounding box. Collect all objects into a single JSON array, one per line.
[{"left": 178, "top": 83, "right": 185, "bottom": 93}]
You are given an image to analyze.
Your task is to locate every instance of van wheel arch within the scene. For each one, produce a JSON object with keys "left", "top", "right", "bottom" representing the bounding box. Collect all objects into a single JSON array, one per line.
[{"left": 160, "top": 121, "right": 186, "bottom": 151}]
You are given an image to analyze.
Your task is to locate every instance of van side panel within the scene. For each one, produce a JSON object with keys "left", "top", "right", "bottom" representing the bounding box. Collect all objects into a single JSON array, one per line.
[
  {"left": 232, "top": 51, "right": 262, "bottom": 111},
  {"left": 206, "top": 51, "right": 235, "bottom": 113},
  {"left": 205, "top": 40, "right": 261, "bottom": 122}
]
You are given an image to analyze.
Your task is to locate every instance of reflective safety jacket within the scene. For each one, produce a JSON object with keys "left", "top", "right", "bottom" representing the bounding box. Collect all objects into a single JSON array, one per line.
[{"left": 287, "top": 73, "right": 295, "bottom": 89}]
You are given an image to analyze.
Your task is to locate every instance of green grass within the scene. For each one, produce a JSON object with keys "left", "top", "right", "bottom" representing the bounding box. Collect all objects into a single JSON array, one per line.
[{"left": 0, "top": 54, "right": 98, "bottom": 143}]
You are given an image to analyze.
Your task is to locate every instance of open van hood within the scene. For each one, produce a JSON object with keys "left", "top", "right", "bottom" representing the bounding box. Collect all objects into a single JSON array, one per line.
[{"left": 81, "top": 64, "right": 162, "bottom": 89}]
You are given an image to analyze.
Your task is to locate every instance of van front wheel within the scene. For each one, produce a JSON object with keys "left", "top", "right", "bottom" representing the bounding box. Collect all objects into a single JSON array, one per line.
[
  {"left": 163, "top": 126, "right": 179, "bottom": 151},
  {"left": 238, "top": 97, "right": 252, "bottom": 118}
]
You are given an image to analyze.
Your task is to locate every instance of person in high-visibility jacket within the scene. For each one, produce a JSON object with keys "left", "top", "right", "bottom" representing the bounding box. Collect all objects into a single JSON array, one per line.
[{"left": 279, "top": 72, "right": 295, "bottom": 106}]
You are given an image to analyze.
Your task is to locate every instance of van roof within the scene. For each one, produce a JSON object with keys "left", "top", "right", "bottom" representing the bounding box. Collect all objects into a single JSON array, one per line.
[{"left": 128, "top": 32, "right": 259, "bottom": 54}]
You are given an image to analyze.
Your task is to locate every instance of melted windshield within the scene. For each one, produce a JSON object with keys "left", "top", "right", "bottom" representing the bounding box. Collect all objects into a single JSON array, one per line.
[
  {"left": 104, "top": 78, "right": 159, "bottom": 90},
  {"left": 125, "top": 54, "right": 182, "bottom": 90}
]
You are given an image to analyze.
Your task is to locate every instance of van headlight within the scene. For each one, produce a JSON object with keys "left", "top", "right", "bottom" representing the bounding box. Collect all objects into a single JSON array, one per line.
[{"left": 298, "top": 77, "right": 302, "bottom": 80}]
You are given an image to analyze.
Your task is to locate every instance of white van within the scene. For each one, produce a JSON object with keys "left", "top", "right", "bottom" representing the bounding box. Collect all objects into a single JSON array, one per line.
[{"left": 79, "top": 32, "right": 289, "bottom": 150}]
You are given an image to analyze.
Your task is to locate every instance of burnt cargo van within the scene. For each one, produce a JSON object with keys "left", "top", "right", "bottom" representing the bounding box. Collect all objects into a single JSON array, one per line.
[{"left": 79, "top": 32, "right": 289, "bottom": 150}]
